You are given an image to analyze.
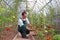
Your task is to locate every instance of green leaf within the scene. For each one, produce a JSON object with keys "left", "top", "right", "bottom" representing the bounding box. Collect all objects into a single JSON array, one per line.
[
  {"left": 0, "top": 6, "right": 7, "bottom": 13},
  {"left": 53, "top": 35, "right": 60, "bottom": 40}
]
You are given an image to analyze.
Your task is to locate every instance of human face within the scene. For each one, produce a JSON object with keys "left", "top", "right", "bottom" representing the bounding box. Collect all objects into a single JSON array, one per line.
[{"left": 22, "top": 13, "right": 27, "bottom": 19}]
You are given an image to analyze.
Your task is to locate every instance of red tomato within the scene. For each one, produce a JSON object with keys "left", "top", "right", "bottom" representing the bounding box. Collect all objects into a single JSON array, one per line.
[
  {"left": 47, "top": 26, "right": 51, "bottom": 30},
  {"left": 6, "top": 27, "right": 11, "bottom": 31}
]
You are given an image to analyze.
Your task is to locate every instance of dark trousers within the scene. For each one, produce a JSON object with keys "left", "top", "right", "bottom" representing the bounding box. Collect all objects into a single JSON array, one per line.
[{"left": 18, "top": 25, "right": 30, "bottom": 38}]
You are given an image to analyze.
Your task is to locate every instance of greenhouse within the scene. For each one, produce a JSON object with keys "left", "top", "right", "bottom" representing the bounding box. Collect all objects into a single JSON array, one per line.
[{"left": 0, "top": 0, "right": 60, "bottom": 40}]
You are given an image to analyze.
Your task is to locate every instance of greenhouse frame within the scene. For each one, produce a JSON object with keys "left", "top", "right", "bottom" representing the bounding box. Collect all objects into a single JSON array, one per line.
[{"left": 0, "top": 0, "right": 60, "bottom": 40}]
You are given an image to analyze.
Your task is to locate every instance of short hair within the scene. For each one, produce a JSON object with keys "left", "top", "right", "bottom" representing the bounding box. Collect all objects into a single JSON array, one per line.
[{"left": 22, "top": 11, "right": 27, "bottom": 16}]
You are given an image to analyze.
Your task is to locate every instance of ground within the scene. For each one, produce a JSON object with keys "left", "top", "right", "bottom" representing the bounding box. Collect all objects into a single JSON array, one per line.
[{"left": 0, "top": 29, "right": 36, "bottom": 40}]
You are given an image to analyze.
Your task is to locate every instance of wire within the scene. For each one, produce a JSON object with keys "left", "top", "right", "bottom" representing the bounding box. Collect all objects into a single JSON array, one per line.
[
  {"left": 3, "top": 0, "right": 12, "bottom": 9},
  {"left": 31, "top": 0, "right": 37, "bottom": 12},
  {"left": 38, "top": 0, "right": 52, "bottom": 12}
]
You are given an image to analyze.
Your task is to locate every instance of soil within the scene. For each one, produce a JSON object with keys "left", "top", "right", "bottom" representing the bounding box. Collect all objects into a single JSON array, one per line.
[
  {"left": 0, "top": 29, "right": 37, "bottom": 40},
  {"left": 0, "top": 29, "right": 18, "bottom": 40},
  {"left": 15, "top": 31, "right": 37, "bottom": 40}
]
